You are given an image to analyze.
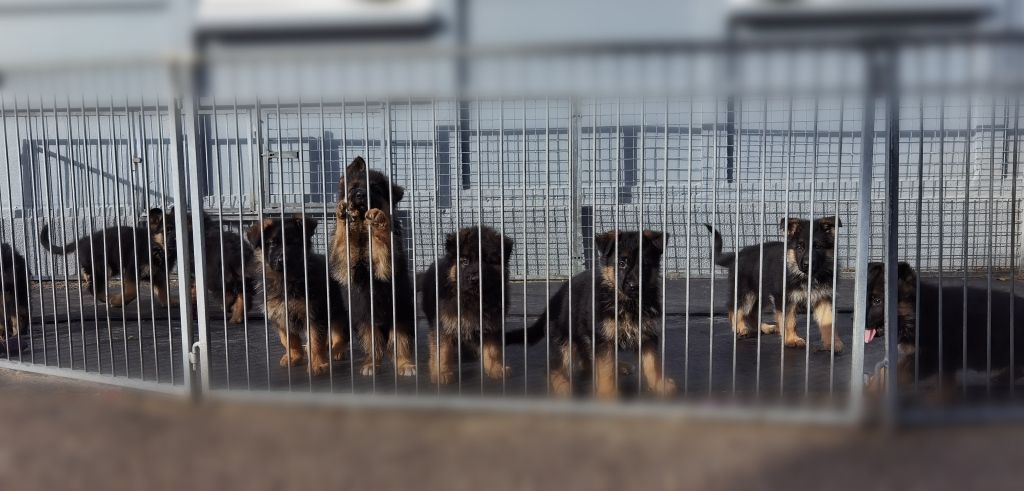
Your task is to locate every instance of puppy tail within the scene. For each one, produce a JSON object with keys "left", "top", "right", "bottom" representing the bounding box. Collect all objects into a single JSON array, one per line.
[
  {"left": 38, "top": 225, "right": 76, "bottom": 255},
  {"left": 504, "top": 309, "right": 549, "bottom": 346},
  {"left": 703, "top": 224, "right": 733, "bottom": 268}
]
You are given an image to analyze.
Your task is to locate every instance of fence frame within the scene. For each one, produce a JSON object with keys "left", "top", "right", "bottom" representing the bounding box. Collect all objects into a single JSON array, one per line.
[{"left": 3, "top": 32, "right": 1023, "bottom": 425}]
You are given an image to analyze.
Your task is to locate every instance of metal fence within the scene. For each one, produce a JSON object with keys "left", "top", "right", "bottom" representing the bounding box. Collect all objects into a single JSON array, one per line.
[{"left": 0, "top": 35, "right": 1021, "bottom": 423}]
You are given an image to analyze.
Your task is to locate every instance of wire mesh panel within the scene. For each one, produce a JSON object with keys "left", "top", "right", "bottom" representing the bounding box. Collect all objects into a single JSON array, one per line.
[
  {"left": 876, "top": 40, "right": 1024, "bottom": 422},
  {"left": 0, "top": 66, "right": 190, "bottom": 390},
  {"left": 1, "top": 36, "right": 1019, "bottom": 424},
  {"left": 187, "top": 44, "right": 889, "bottom": 421}
]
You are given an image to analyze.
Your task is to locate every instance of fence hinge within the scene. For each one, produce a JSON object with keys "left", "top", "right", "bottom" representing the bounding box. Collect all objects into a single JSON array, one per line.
[
  {"left": 262, "top": 150, "right": 299, "bottom": 161},
  {"left": 189, "top": 341, "right": 201, "bottom": 368}
]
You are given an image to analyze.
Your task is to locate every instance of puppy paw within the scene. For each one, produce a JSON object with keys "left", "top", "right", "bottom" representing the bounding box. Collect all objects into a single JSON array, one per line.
[
  {"left": 818, "top": 339, "right": 845, "bottom": 354},
  {"left": 360, "top": 363, "right": 380, "bottom": 377},
  {"left": 595, "top": 386, "right": 619, "bottom": 401},
  {"left": 430, "top": 370, "right": 455, "bottom": 385},
  {"left": 734, "top": 330, "right": 753, "bottom": 340},
  {"left": 651, "top": 377, "right": 677, "bottom": 397},
  {"left": 397, "top": 363, "right": 417, "bottom": 377},
  {"left": 485, "top": 365, "right": 512, "bottom": 380},
  {"left": 229, "top": 314, "right": 244, "bottom": 325},
  {"left": 309, "top": 361, "right": 331, "bottom": 377},
  {"left": 279, "top": 353, "right": 304, "bottom": 368},
  {"left": 365, "top": 208, "right": 390, "bottom": 230},
  {"left": 784, "top": 336, "right": 807, "bottom": 349},
  {"left": 760, "top": 322, "right": 779, "bottom": 335},
  {"left": 331, "top": 350, "right": 345, "bottom": 362}
]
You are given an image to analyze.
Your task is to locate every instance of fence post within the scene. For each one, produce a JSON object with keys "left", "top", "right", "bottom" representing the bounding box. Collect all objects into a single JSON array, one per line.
[
  {"left": 881, "top": 43, "right": 902, "bottom": 427},
  {"left": 850, "top": 43, "right": 881, "bottom": 422},
  {"left": 168, "top": 61, "right": 211, "bottom": 398}
]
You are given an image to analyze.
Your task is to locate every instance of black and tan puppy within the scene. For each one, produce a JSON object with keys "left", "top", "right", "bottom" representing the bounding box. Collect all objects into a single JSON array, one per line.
[
  {"left": 706, "top": 216, "right": 843, "bottom": 352},
  {"left": 0, "top": 243, "right": 30, "bottom": 345},
  {"left": 151, "top": 209, "right": 254, "bottom": 324},
  {"left": 419, "top": 226, "right": 514, "bottom": 384},
  {"left": 39, "top": 209, "right": 174, "bottom": 308},
  {"left": 864, "top": 262, "right": 1024, "bottom": 394},
  {"left": 247, "top": 215, "right": 347, "bottom": 376},
  {"left": 330, "top": 156, "right": 417, "bottom": 377},
  {"left": 507, "top": 230, "right": 675, "bottom": 399}
]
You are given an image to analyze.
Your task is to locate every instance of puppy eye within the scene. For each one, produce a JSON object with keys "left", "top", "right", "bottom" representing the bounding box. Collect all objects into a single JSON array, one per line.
[
  {"left": 459, "top": 257, "right": 470, "bottom": 266},
  {"left": 618, "top": 259, "right": 628, "bottom": 268},
  {"left": 871, "top": 296, "right": 882, "bottom": 305}
]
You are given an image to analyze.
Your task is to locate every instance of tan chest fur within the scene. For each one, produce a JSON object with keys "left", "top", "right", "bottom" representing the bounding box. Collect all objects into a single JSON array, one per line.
[{"left": 600, "top": 314, "right": 656, "bottom": 346}]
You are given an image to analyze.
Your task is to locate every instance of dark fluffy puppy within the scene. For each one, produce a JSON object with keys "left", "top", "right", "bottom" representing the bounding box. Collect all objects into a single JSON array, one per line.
[
  {"left": 0, "top": 243, "right": 29, "bottom": 344},
  {"left": 152, "top": 209, "right": 254, "bottom": 324},
  {"left": 865, "top": 262, "right": 1024, "bottom": 393},
  {"left": 507, "top": 230, "right": 674, "bottom": 399},
  {"left": 706, "top": 216, "right": 843, "bottom": 352},
  {"left": 863, "top": 261, "right": 917, "bottom": 344},
  {"left": 330, "top": 156, "right": 416, "bottom": 377},
  {"left": 39, "top": 209, "right": 174, "bottom": 308},
  {"left": 420, "top": 226, "right": 514, "bottom": 384},
  {"left": 247, "top": 215, "right": 347, "bottom": 376}
]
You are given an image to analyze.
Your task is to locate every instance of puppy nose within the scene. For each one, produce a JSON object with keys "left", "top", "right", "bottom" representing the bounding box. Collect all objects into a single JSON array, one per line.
[{"left": 350, "top": 188, "right": 366, "bottom": 200}]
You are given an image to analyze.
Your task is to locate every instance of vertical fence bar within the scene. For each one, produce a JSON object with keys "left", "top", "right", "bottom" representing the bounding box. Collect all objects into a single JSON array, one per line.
[
  {"left": 25, "top": 96, "right": 48, "bottom": 367},
  {"left": 882, "top": 45, "right": 902, "bottom": 423},
  {"left": 849, "top": 45, "right": 878, "bottom": 420},
  {"left": 38, "top": 94, "right": 62, "bottom": 369},
  {"left": 235, "top": 92, "right": 253, "bottom": 390},
  {"left": 1010, "top": 93, "right": 1020, "bottom": 398},
  {"left": 170, "top": 63, "right": 207, "bottom": 395},
  {"left": 124, "top": 95, "right": 144, "bottom": 378}
]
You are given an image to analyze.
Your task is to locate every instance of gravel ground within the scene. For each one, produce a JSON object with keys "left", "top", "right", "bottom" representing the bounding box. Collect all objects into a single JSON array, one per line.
[{"left": 0, "top": 369, "right": 1020, "bottom": 491}]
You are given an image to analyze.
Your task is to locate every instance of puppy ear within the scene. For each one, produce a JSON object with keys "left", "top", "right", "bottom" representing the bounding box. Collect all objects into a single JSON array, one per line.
[
  {"left": 642, "top": 230, "right": 665, "bottom": 251},
  {"left": 897, "top": 262, "right": 917, "bottom": 287},
  {"left": 390, "top": 183, "right": 405, "bottom": 203},
  {"left": 444, "top": 231, "right": 459, "bottom": 255},
  {"left": 594, "top": 231, "right": 618, "bottom": 259},
  {"left": 817, "top": 216, "right": 841, "bottom": 236},
  {"left": 290, "top": 214, "right": 317, "bottom": 238},
  {"left": 246, "top": 219, "right": 273, "bottom": 246},
  {"left": 304, "top": 216, "right": 319, "bottom": 237},
  {"left": 503, "top": 235, "right": 515, "bottom": 262},
  {"left": 346, "top": 156, "right": 366, "bottom": 175},
  {"left": 779, "top": 217, "right": 803, "bottom": 237}
]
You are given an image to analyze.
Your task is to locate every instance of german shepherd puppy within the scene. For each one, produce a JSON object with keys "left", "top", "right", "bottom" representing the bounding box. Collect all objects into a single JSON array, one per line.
[
  {"left": 39, "top": 209, "right": 174, "bottom": 308},
  {"left": 150, "top": 209, "right": 253, "bottom": 324},
  {"left": 864, "top": 262, "right": 1024, "bottom": 393},
  {"left": 507, "top": 230, "right": 675, "bottom": 399},
  {"left": 330, "top": 156, "right": 417, "bottom": 377},
  {"left": 247, "top": 215, "right": 347, "bottom": 376},
  {"left": 706, "top": 216, "right": 843, "bottom": 352},
  {"left": 419, "top": 226, "right": 514, "bottom": 384},
  {"left": 0, "top": 243, "right": 30, "bottom": 344}
]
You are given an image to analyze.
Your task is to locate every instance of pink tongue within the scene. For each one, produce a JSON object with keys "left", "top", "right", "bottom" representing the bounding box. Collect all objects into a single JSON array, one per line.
[{"left": 864, "top": 329, "right": 877, "bottom": 344}]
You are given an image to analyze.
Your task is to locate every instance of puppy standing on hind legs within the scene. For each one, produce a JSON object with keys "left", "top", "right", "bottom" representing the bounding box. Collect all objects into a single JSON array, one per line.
[
  {"left": 420, "top": 226, "right": 515, "bottom": 385},
  {"left": 247, "top": 216, "right": 347, "bottom": 376},
  {"left": 705, "top": 216, "right": 843, "bottom": 353},
  {"left": 330, "top": 156, "right": 417, "bottom": 378},
  {"left": 506, "top": 230, "right": 676, "bottom": 399}
]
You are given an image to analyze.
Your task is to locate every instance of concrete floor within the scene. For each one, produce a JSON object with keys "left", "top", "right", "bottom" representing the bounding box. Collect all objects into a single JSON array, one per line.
[{"left": 7, "top": 278, "right": 886, "bottom": 409}]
